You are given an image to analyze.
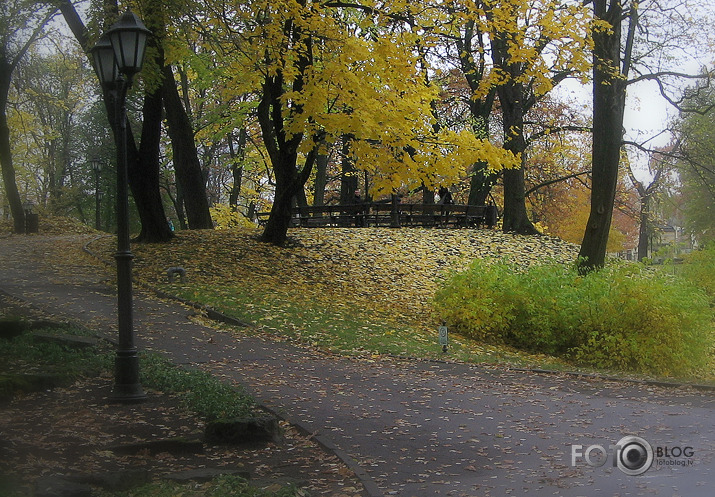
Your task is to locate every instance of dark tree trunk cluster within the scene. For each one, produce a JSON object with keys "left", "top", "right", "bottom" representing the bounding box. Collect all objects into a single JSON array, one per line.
[{"left": 58, "top": 0, "right": 212, "bottom": 243}]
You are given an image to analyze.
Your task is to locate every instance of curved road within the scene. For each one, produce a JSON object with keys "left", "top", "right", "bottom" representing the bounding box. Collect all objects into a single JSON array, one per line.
[{"left": 1, "top": 235, "right": 712, "bottom": 496}]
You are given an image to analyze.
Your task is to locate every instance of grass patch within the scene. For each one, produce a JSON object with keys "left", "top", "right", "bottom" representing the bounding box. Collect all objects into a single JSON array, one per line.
[
  {"left": 0, "top": 318, "right": 258, "bottom": 420},
  {"left": 89, "top": 228, "right": 712, "bottom": 381},
  {"left": 0, "top": 321, "right": 111, "bottom": 381},
  {"left": 171, "top": 281, "right": 567, "bottom": 370},
  {"left": 140, "top": 352, "right": 258, "bottom": 421}
]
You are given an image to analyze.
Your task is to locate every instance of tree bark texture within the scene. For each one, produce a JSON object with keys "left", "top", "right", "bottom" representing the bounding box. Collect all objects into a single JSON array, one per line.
[
  {"left": 578, "top": 0, "right": 627, "bottom": 272},
  {"left": 131, "top": 79, "right": 174, "bottom": 243},
  {"left": 259, "top": 10, "right": 317, "bottom": 245},
  {"left": 497, "top": 80, "right": 539, "bottom": 235},
  {"left": 162, "top": 64, "right": 214, "bottom": 230},
  {"left": 313, "top": 151, "right": 328, "bottom": 206},
  {"left": 228, "top": 128, "right": 247, "bottom": 210},
  {"left": 258, "top": 71, "right": 316, "bottom": 245},
  {"left": 0, "top": 63, "right": 24, "bottom": 233},
  {"left": 468, "top": 162, "right": 499, "bottom": 206}
]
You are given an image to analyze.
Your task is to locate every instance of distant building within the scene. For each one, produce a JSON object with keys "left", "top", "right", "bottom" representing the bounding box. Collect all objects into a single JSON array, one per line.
[
  {"left": 614, "top": 224, "right": 696, "bottom": 263},
  {"left": 648, "top": 224, "right": 696, "bottom": 263}
]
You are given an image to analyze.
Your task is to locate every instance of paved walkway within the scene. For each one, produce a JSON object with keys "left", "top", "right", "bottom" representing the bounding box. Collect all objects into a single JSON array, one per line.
[{"left": 1, "top": 234, "right": 713, "bottom": 496}]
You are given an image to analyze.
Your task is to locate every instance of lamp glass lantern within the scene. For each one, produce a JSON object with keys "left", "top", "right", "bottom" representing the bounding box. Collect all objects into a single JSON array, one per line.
[
  {"left": 90, "top": 157, "right": 103, "bottom": 174},
  {"left": 90, "top": 10, "right": 152, "bottom": 404},
  {"left": 105, "top": 11, "right": 152, "bottom": 76},
  {"left": 90, "top": 34, "right": 119, "bottom": 87}
]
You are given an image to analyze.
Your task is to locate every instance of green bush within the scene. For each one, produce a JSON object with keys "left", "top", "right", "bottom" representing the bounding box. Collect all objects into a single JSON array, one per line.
[
  {"left": 679, "top": 246, "right": 715, "bottom": 302},
  {"left": 434, "top": 259, "right": 714, "bottom": 376}
]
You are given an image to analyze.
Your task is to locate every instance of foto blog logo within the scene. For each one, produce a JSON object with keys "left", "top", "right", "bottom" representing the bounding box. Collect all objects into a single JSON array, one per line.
[
  {"left": 571, "top": 435, "right": 654, "bottom": 476},
  {"left": 571, "top": 436, "right": 695, "bottom": 475}
]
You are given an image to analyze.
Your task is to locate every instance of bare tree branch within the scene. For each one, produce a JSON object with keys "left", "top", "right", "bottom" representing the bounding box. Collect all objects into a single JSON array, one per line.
[
  {"left": 525, "top": 170, "right": 592, "bottom": 196},
  {"left": 8, "top": 7, "right": 58, "bottom": 74},
  {"left": 526, "top": 124, "right": 592, "bottom": 146}
]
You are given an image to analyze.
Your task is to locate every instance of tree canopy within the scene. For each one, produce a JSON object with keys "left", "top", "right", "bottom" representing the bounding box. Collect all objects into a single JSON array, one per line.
[
  {"left": 1, "top": 0, "right": 712, "bottom": 256},
  {"left": 674, "top": 83, "right": 715, "bottom": 246}
]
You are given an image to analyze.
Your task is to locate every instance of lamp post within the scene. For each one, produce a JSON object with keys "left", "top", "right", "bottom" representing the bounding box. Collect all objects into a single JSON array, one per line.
[
  {"left": 97, "top": 190, "right": 104, "bottom": 230},
  {"left": 91, "top": 11, "right": 151, "bottom": 403},
  {"left": 90, "top": 158, "right": 103, "bottom": 231}
]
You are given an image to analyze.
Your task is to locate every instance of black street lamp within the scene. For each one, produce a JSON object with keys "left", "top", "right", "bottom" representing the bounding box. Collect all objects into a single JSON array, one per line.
[
  {"left": 91, "top": 11, "right": 151, "bottom": 403},
  {"left": 90, "top": 158, "right": 103, "bottom": 231},
  {"left": 97, "top": 190, "right": 104, "bottom": 229}
]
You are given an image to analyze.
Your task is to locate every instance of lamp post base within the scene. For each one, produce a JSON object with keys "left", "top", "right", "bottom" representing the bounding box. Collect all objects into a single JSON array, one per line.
[{"left": 110, "top": 350, "right": 147, "bottom": 403}]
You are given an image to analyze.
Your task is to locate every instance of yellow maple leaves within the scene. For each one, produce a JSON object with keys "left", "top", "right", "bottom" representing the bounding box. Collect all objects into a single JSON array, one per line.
[
  {"left": 165, "top": 0, "right": 596, "bottom": 203},
  {"left": 170, "top": 0, "right": 525, "bottom": 197},
  {"left": 449, "top": 0, "right": 593, "bottom": 99}
]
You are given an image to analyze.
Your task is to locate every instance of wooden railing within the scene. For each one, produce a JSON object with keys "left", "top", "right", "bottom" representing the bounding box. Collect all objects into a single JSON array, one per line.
[{"left": 258, "top": 202, "right": 497, "bottom": 228}]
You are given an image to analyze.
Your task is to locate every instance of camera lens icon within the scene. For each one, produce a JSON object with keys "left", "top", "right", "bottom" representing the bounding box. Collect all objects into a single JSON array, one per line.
[{"left": 616, "top": 436, "right": 653, "bottom": 475}]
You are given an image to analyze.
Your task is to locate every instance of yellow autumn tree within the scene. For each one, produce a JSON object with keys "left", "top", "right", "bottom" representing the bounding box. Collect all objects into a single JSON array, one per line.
[
  {"left": 176, "top": 0, "right": 518, "bottom": 244},
  {"left": 427, "top": 0, "right": 594, "bottom": 233}
]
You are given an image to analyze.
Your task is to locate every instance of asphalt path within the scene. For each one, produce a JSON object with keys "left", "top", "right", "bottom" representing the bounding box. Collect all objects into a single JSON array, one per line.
[{"left": 1, "top": 234, "right": 712, "bottom": 496}]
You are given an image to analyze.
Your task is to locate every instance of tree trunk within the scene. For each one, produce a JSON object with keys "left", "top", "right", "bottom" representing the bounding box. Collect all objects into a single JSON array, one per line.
[
  {"left": 131, "top": 81, "right": 174, "bottom": 243},
  {"left": 260, "top": 146, "right": 316, "bottom": 247},
  {"left": 637, "top": 199, "right": 650, "bottom": 261},
  {"left": 313, "top": 150, "right": 328, "bottom": 206},
  {"left": 466, "top": 115, "right": 497, "bottom": 206},
  {"left": 501, "top": 166, "right": 538, "bottom": 234},
  {"left": 497, "top": 80, "right": 539, "bottom": 235},
  {"left": 229, "top": 165, "right": 243, "bottom": 210},
  {"left": 339, "top": 135, "right": 358, "bottom": 204},
  {"left": 0, "top": 66, "right": 24, "bottom": 233},
  {"left": 257, "top": 72, "right": 317, "bottom": 245},
  {"left": 228, "top": 128, "right": 247, "bottom": 210},
  {"left": 456, "top": 21, "right": 499, "bottom": 209},
  {"left": 162, "top": 64, "right": 213, "bottom": 229},
  {"left": 0, "top": 117, "right": 24, "bottom": 234},
  {"left": 422, "top": 184, "right": 435, "bottom": 204},
  {"left": 468, "top": 162, "right": 499, "bottom": 206},
  {"left": 258, "top": 9, "right": 317, "bottom": 245},
  {"left": 261, "top": 179, "right": 297, "bottom": 245},
  {"left": 174, "top": 180, "right": 187, "bottom": 230},
  {"left": 60, "top": 0, "right": 172, "bottom": 242},
  {"left": 578, "top": 0, "right": 627, "bottom": 272},
  {"left": 295, "top": 185, "right": 308, "bottom": 208}
]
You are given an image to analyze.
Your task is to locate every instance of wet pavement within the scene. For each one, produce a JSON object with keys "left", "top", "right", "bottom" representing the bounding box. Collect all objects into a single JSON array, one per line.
[{"left": 1, "top": 234, "right": 712, "bottom": 496}]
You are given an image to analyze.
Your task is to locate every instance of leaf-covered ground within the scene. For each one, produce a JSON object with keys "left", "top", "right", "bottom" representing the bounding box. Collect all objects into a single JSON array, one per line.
[
  {"left": 0, "top": 292, "right": 365, "bottom": 497},
  {"left": 90, "top": 227, "right": 581, "bottom": 367},
  {"left": 0, "top": 216, "right": 99, "bottom": 236}
]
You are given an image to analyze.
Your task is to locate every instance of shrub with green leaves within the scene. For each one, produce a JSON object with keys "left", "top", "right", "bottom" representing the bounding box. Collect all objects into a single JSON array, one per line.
[
  {"left": 679, "top": 245, "right": 715, "bottom": 302},
  {"left": 434, "top": 259, "right": 714, "bottom": 377}
]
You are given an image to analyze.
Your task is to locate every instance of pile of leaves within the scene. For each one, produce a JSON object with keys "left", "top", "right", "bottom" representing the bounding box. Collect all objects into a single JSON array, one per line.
[
  {"left": 0, "top": 215, "right": 98, "bottom": 236},
  {"left": 90, "top": 227, "right": 580, "bottom": 365},
  {"left": 131, "top": 227, "right": 578, "bottom": 318}
]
